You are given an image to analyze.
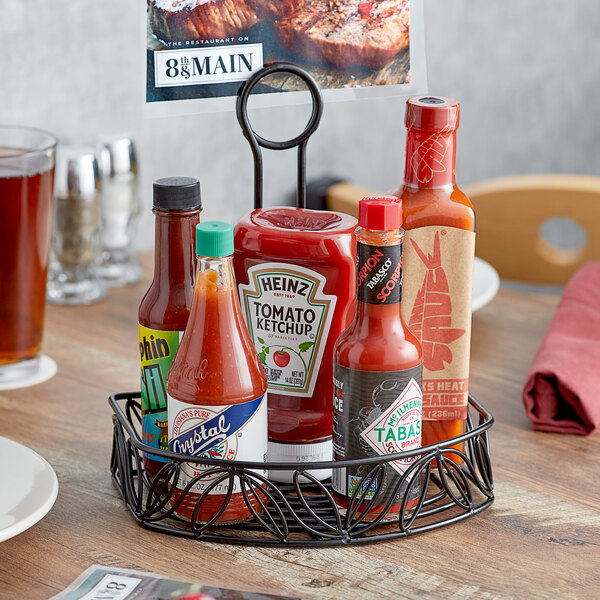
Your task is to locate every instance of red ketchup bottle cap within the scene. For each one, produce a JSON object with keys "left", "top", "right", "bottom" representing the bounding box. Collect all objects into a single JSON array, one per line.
[
  {"left": 405, "top": 96, "right": 460, "bottom": 131},
  {"left": 358, "top": 196, "right": 403, "bottom": 231}
]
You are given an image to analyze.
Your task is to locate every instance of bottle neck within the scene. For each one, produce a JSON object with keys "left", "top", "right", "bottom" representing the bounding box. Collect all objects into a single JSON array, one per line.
[
  {"left": 191, "top": 254, "right": 243, "bottom": 331},
  {"left": 403, "top": 126, "right": 457, "bottom": 188},
  {"left": 153, "top": 210, "right": 199, "bottom": 289},
  {"left": 195, "top": 254, "right": 235, "bottom": 292},
  {"left": 355, "top": 227, "right": 404, "bottom": 320}
]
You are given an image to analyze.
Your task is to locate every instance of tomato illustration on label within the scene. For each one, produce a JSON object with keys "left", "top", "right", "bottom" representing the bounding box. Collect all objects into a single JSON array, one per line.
[
  {"left": 273, "top": 350, "right": 291, "bottom": 367},
  {"left": 255, "top": 337, "right": 314, "bottom": 386}
]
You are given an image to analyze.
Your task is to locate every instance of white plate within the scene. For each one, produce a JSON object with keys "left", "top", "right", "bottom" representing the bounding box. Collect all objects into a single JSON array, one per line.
[
  {"left": 0, "top": 437, "right": 59, "bottom": 542},
  {"left": 472, "top": 257, "right": 500, "bottom": 312}
]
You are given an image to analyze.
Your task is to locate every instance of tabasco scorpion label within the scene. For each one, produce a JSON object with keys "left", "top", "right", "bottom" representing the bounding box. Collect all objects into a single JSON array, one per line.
[
  {"left": 168, "top": 395, "right": 267, "bottom": 494},
  {"left": 332, "top": 366, "right": 423, "bottom": 505},
  {"left": 239, "top": 263, "right": 336, "bottom": 397},
  {"left": 357, "top": 242, "right": 403, "bottom": 305},
  {"left": 402, "top": 227, "right": 476, "bottom": 420},
  {"left": 139, "top": 325, "right": 183, "bottom": 463}
]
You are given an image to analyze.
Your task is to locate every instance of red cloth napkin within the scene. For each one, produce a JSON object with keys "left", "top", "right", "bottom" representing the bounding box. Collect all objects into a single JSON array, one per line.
[{"left": 522, "top": 262, "right": 600, "bottom": 435}]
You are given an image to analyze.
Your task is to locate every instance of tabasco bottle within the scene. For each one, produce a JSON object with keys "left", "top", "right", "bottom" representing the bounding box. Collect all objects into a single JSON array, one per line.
[
  {"left": 332, "top": 197, "right": 423, "bottom": 521},
  {"left": 139, "top": 177, "right": 201, "bottom": 478},
  {"left": 167, "top": 221, "right": 268, "bottom": 524},
  {"left": 393, "top": 97, "right": 475, "bottom": 452}
]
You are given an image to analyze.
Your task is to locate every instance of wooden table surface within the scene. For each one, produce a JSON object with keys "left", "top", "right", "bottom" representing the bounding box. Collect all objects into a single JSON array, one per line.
[{"left": 1, "top": 256, "right": 599, "bottom": 600}]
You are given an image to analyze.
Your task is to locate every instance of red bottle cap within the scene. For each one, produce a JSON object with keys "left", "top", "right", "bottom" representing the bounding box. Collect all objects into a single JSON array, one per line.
[
  {"left": 405, "top": 96, "right": 460, "bottom": 131},
  {"left": 358, "top": 196, "right": 403, "bottom": 230}
]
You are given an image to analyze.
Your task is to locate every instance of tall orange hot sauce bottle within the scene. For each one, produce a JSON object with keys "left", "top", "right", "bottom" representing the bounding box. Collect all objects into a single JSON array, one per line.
[
  {"left": 139, "top": 177, "right": 201, "bottom": 478},
  {"left": 393, "top": 97, "right": 475, "bottom": 451},
  {"left": 167, "top": 222, "right": 267, "bottom": 524},
  {"left": 333, "top": 197, "right": 423, "bottom": 521}
]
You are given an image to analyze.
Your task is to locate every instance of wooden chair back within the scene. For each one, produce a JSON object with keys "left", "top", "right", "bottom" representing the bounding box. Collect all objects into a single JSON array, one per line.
[
  {"left": 463, "top": 174, "right": 600, "bottom": 285},
  {"left": 321, "top": 175, "right": 600, "bottom": 286}
]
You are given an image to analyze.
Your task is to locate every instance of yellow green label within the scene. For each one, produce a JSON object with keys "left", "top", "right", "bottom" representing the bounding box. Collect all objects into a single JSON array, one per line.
[{"left": 139, "top": 324, "right": 182, "bottom": 463}]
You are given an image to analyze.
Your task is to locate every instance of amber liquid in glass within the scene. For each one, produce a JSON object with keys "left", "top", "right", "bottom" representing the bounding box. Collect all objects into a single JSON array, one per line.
[{"left": 0, "top": 148, "right": 55, "bottom": 364}]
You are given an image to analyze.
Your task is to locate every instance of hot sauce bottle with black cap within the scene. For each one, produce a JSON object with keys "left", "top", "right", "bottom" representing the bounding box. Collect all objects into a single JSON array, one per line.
[
  {"left": 138, "top": 177, "right": 202, "bottom": 478},
  {"left": 393, "top": 97, "right": 475, "bottom": 455},
  {"left": 332, "top": 196, "right": 423, "bottom": 521}
]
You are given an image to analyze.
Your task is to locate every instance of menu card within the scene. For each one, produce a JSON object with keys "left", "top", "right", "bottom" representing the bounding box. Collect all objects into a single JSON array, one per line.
[
  {"left": 49, "top": 565, "right": 301, "bottom": 600},
  {"left": 144, "top": 0, "right": 426, "bottom": 115}
]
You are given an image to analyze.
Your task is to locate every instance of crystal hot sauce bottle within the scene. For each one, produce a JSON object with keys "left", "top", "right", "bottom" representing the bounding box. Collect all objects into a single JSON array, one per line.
[
  {"left": 393, "top": 97, "right": 475, "bottom": 452},
  {"left": 139, "top": 177, "right": 201, "bottom": 478},
  {"left": 332, "top": 197, "right": 423, "bottom": 521},
  {"left": 167, "top": 222, "right": 267, "bottom": 523}
]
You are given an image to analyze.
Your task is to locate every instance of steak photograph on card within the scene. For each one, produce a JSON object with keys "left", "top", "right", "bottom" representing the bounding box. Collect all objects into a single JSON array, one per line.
[{"left": 146, "top": 0, "right": 425, "bottom": 110}]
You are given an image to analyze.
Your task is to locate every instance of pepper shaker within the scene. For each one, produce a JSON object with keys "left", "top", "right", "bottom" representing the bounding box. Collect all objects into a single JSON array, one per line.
[
  {"left": 47, "top": 146, "right": 106, "bottom": 305},
  {"left": 96, "top": 135, "right": 141, "bottom": 286}
]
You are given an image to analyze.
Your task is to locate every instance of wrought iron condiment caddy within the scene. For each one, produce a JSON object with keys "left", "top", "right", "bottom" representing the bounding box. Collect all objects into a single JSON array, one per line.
[
  {"left": 110, "top": 64, "right": 494, "bottom": 547},
  {"left": 110, "top": 391, "right": 493, "bottom": 547}
]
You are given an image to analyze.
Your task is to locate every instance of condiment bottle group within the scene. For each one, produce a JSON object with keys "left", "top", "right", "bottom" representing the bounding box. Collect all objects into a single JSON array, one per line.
[{"left": 137, "top": 94, "right": 474, "bottom": 525}]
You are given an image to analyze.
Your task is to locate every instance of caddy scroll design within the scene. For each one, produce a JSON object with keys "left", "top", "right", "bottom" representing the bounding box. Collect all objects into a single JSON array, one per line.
[{"left": 110, "top": 392, "right": 494, "bottom": 546}]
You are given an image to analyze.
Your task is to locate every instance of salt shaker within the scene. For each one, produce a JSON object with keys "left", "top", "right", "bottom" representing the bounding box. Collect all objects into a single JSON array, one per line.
[
  {"left": 47, "top": 146, "right": 106, "bottom": 305},
  {"left": 96, "top": 135, "right": 141, "bottom": 286}
]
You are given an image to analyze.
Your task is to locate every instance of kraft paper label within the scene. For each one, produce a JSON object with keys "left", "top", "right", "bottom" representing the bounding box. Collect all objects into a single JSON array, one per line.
[{"left": 402, "top": 226, "right": 475, "bottom": 420}]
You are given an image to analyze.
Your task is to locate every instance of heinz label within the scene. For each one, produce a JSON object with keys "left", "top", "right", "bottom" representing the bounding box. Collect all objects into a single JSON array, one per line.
[
  {"left": 402, "top": 226, "right": 476, "bottom": 420},
  {"left": 357, "top": 242, "right": 402, "bottom": 305},
  {"left": 168, "top": 394, "right": 267, "bottom": 495},
  {"left": 139, "top": 325, "right": 183, "bottom": 463},
  {"left": 239, "top": 263, "right": 336, "bottom": 397},
  {"left": 332, "top": 365, "right": 423, "bottom": 505}
]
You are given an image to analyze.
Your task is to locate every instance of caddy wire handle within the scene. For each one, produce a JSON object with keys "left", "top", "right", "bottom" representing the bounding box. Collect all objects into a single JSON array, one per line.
[{"left": 236, "top": 62, "right": 324, "bottom": 210}]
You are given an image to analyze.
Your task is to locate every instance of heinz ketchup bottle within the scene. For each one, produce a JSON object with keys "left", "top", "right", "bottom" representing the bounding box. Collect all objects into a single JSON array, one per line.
[
  {"left": 393, "top": 97, "right": 475, "bottom": 455},
  {"left": 332, "top": 197, "right": 423, "bottom": 521},
  {"left": 139, "top": 177, "right": 201, "bottom": 478},
  {"left": 167, "top": 221, "right": 267, "bottom": 524},
  {"left": 234, "top": 209, "right": 356, "bottom": 482}
]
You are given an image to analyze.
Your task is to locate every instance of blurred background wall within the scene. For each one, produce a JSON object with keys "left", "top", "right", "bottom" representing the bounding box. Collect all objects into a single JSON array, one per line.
[{"left": 1, "top": 0, "right": 598, "bottom": 249}]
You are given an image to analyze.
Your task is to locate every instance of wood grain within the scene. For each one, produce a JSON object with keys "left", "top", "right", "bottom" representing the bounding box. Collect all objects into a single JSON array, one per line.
[{"left": 1, "top": 255, "right": 599, "bottom": 600}]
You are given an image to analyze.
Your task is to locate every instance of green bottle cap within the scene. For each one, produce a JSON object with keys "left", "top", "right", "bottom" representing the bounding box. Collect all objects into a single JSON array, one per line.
[{"left": 196, "top": 221, "right": 234, "bottom": 257}]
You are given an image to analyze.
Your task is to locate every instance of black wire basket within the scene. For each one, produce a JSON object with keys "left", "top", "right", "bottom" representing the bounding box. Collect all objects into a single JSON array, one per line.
[{"left": 109, "top": 392, "right": 494, "bottom": 546}]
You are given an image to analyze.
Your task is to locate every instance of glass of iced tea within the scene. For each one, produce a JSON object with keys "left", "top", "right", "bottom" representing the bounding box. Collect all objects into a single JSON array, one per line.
[{"left": 0, "top": 126, "right": 57, "bottom": 385}]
